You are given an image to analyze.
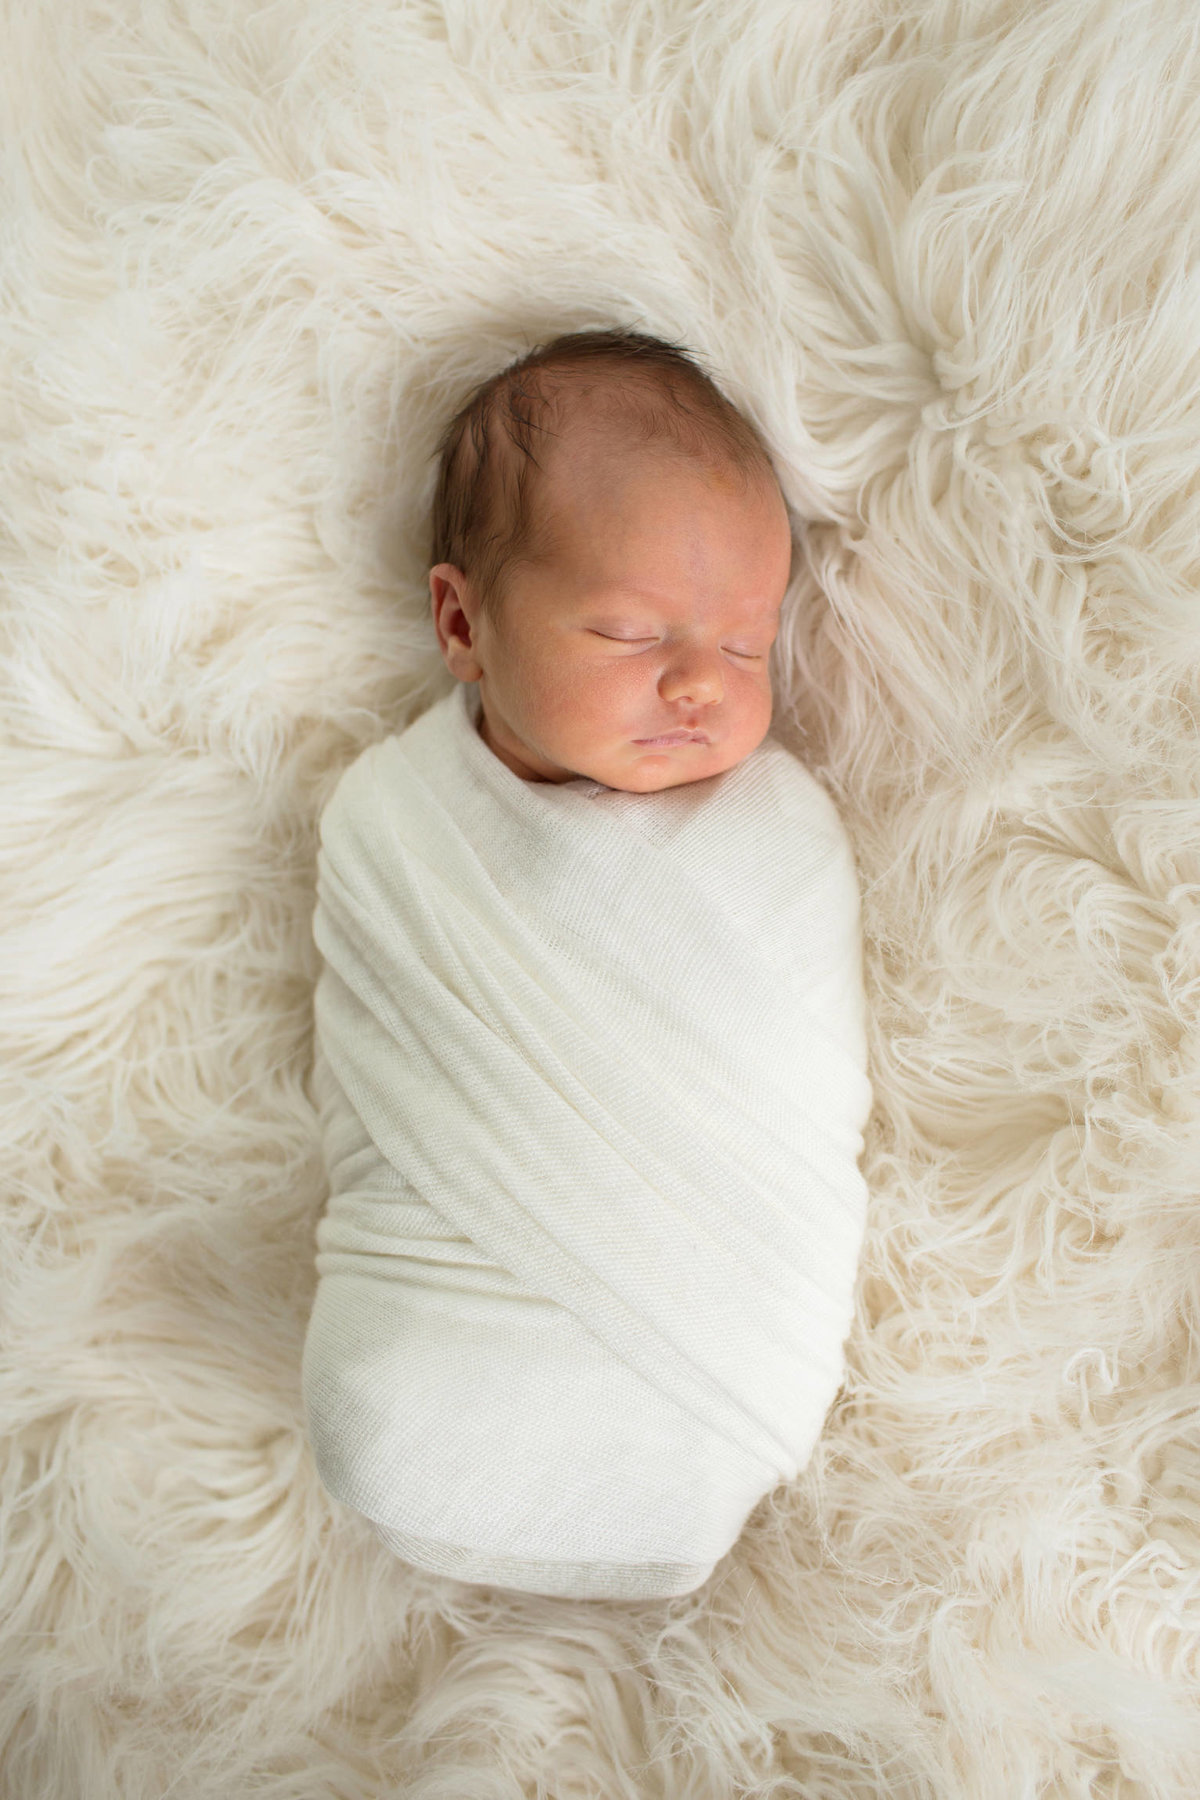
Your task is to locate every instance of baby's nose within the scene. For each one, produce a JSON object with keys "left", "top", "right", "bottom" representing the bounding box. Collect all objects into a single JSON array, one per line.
[{"left": 659, "top": 650, "right": 724, "bottom": 704}]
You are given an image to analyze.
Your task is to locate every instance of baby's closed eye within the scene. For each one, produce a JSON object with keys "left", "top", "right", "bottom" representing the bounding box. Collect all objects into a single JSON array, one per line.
[{"left": 590, "top": 632, "right": 763, "bottom": 658}]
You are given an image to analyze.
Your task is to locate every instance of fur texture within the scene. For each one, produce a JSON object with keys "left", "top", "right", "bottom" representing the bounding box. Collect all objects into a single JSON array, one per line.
[{"left": 2, "top": 0, "right": 1199, "bottom": 1793}]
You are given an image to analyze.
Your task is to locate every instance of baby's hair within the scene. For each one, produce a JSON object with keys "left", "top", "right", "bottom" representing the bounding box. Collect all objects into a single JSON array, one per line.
[{"left": 429, "top": 326, "right": 781, "bottom": 628}]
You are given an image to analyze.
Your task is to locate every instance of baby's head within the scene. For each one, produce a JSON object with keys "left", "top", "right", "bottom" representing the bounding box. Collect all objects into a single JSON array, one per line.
[{"left": 428, "top": 328, "right": 793, "bottom": 793}]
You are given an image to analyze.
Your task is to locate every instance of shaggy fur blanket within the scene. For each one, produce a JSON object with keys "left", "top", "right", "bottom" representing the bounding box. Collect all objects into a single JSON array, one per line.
[{"left": 2, "top": 0, "right": 1198, "bottom": 1795}]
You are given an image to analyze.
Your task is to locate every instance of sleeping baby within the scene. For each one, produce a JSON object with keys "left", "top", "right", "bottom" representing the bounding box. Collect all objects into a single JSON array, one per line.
[{"left": 301, "top": 327, "right": 874, "bottom": 1600}]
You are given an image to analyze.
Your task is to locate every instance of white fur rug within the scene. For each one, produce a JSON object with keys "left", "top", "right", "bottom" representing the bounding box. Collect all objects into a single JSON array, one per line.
[{"left": 4, "top": 0, "right": 1199, "bottom": 1793}]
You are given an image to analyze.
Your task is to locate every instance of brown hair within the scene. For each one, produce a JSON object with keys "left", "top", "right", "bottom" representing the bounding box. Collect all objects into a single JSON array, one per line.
[{"left": 429, "top": 327, "right": 783, "bottom": 629}]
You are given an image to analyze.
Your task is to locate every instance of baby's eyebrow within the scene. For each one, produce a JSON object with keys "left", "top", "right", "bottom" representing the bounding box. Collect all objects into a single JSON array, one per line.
[
  {"left": 581, "top": 608, "right": 778, "bottom": 632},
  {"left": 579, "top": 591, "right": 779, "bottom": 624}
]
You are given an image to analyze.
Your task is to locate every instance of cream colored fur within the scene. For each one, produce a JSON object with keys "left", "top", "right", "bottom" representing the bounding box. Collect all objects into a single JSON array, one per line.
[{"left": 2, "top": 0, "right": 1198, "bottom": 1794}]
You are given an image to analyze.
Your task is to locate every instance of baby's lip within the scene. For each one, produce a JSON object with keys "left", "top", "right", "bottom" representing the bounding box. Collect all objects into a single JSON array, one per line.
[{"left": 634, "top": 729, "right": 709, "bottom": 746}]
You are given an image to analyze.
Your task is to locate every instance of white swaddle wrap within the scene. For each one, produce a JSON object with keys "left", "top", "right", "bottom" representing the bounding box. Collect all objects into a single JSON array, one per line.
[{"left": 302, "top": 679, "right": 873, "bottom": 1600}]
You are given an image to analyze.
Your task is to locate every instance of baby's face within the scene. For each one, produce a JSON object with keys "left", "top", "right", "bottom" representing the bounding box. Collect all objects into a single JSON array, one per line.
[{"left": 430, "top": 435, "right": 793, "bottom": 793}]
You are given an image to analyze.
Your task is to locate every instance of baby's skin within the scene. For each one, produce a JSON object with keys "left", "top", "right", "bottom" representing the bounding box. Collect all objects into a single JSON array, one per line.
[{"left": 429, "top": 417, "right": 792, "bottom": 794}]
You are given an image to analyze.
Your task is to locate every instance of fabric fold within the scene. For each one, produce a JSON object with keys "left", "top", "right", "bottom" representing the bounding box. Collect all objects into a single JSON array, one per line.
[{"left": 302, "top": 679, "right": 873, "bottom": 1598}]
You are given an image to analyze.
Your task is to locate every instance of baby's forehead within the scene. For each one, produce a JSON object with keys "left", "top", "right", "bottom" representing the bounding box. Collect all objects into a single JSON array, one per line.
[
  {"left": 532, "top": 366, "right": 732, "bottom": 466},
  {"left": 534, "top": 395, "right": 757, "bottom": 505},
  {"left": 509, "top": 367, "right": 784, "bottom": 543}
]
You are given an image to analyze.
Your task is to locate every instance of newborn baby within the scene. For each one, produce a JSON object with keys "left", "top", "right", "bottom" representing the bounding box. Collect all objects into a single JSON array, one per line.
[{"left": 302, "top": 328, "right": 873, "bottom": 1600}]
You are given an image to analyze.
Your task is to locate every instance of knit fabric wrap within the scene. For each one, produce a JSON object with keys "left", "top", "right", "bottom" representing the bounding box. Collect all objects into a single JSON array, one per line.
[{"left": 301, "top": 680, "right": 873, "bottom": 1600}]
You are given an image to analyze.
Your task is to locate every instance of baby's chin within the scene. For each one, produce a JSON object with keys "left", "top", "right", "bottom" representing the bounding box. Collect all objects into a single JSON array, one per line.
[{"left": 606, "top": 772, "right": 717, "bottom": 792}]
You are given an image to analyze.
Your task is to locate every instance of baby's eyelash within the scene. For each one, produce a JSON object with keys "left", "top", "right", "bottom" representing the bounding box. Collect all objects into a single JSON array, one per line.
[{"left": 593, "top": 633, "right": 761, "bottom": 657}]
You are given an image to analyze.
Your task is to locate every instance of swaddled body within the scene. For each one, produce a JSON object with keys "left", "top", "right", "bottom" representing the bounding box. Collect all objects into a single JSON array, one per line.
[{"left": 303, "top": 679, "right": 872, "bottom": 1599}]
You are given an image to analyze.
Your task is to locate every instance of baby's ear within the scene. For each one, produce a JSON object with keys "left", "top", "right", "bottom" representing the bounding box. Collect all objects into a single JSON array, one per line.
[
  {"left": 429, "top": 565, "right": 462, "bottom": 631},
  {"left": 429, "top": 566, "right": 484, "bottom": 678},
  {"left": 428, "top": 563, "right": 458, "bottom": 604}
]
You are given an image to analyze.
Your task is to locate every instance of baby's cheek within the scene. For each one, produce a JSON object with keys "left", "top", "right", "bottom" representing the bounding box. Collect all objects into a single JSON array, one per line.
[{"left": 519, "top": 659, "right": 584, "bottom": 727}]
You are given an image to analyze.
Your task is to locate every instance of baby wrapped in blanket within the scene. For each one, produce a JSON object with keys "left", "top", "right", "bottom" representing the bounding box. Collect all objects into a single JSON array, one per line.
[{"left": 303, "top": 329, "right": 873, "bottom": 1600}]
